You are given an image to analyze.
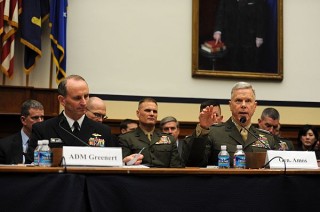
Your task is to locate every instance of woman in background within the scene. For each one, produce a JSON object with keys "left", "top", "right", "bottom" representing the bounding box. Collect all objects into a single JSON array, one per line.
[{"left": 297, "top": 125, "right": 320, "bottom": 159}]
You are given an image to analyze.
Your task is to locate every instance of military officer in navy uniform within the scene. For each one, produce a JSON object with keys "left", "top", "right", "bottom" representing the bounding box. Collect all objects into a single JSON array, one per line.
[{"left": 26, "top": 75, "right": 116, "bottom": 163}]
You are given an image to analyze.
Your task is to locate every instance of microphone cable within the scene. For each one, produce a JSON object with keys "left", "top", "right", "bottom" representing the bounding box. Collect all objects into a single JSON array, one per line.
[
  {"left": 262, "top": 156, "right": 287, "bottom": 175},
  {"left": 58, "top": 118, "right": 90, "bottom": 147},
  {"left": 59, "top": 156, "right": 67, "bottom": 173}
]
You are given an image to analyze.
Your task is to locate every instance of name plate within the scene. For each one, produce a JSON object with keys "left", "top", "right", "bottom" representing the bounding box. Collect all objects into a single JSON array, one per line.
[
  {"left": 266, "top": 150, "right": 318, "bottom": 169},
  {"left": 63, "top": 146, "right": 123, "bottom": 166}
]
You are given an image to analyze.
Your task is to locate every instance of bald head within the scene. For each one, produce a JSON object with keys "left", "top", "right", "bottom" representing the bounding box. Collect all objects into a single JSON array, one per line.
[
  {"left": 87, "top": 97, "right": 105, "bottom": 110},
  {"left": 86, "top": 97, "right": 107, "bottom": 123}
]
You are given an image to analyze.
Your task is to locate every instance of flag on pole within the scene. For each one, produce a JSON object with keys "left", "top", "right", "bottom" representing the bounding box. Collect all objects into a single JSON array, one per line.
[
  {"left": 50, "top": 0, "right": 68, "bottom": 84},
  {"left": 20, "top": 0, "right": 49, "bottom": 75},
  {"left": 1, "top": 0, "right": 20, "bottom": 78},
  {"left": 0, "top": 0, "right": 5, "bottom": 36}
]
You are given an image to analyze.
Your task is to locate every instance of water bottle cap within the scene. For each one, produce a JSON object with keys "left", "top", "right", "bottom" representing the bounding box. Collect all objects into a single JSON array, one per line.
[
  {"left": 236, "top": 145, "right": 242, "bottom": 149},
  {"left": 37, "top": 140, "right": 43, "bottom": 145},
  {"left": 221, "top": 145, "right": 227, "bottom": 150},
  {"left": 41, "top": 140, "right": 49, "bottom": 145}
]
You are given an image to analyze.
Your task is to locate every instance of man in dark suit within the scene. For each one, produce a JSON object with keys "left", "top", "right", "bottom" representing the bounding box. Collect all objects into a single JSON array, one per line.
[
  {"left": 182, "top": 82, "right": 279, "bottom": 167},
  {"left": 0, "top": 100, "right": 44, "bottom": 164},
  {"left": 213, "top": 0, "right": 266, "bottom": 72},
  {"left": 26, "top": 75, "right": 117, "bottom": 163},
  {"left": 119, "top": 98, "right": 182, "bottom": 168}
]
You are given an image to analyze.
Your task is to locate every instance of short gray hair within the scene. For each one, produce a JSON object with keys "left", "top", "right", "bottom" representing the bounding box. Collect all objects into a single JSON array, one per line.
[
  {"left": 21, "top": 99, "right": 44, "bottom": 117},
  {"left": 160, "top": 116, "right": 179, "bottom": 129},
  {"left": 261, "top": 107, "right": 280, "bottom": 120},
  {"left": 231, "top": 82, "right": 256, "bottom": 98}
]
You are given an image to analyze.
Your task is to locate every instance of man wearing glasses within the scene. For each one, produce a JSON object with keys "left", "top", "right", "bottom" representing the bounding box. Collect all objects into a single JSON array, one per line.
[
  {"left": 86, "top": 96, "right": 119, "bottom": 146},
  {"left": 0, "top": 99, "right": 44, "bottom": 164},
  {"left": 86, "top": 97, "right": 108, "bottom": 123}
]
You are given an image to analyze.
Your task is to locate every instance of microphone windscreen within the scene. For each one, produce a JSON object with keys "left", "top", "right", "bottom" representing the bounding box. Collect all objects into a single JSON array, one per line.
[{"left": 240, "top": 116, "right": 247, "bottom": 124}]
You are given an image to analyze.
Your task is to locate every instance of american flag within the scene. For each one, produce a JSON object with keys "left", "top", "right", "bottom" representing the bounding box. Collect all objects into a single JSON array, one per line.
[{"left": 1, "top": 0, "right": 20, "bottom": 78}]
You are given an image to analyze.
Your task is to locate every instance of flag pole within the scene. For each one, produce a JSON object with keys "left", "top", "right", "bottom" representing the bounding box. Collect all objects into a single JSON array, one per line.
[
  {"left": 26, "top": 74, "right": 29, "bottom": 87},
  {"left": 49, "top": 52, "right": 53, "bottom": 89},
  {"left": 2, "top": 74, "right": 5, "bottom": 85}
]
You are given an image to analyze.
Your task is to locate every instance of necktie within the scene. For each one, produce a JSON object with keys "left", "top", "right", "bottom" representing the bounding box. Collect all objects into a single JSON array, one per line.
[
  {"left": 24, "top": 139, "right": 29, "bottom": 153},
  {"left": 146, "top": 133, "right": 152, "bottom": 141},
  {"left": 240, "top": 128, "right": 248, "bottom": 141},
  {"left": 178, "top": 141, "right": 183, "bottom": 157},
  {"left": 73, "top": 121, "right": 80, "bottom": 134}
]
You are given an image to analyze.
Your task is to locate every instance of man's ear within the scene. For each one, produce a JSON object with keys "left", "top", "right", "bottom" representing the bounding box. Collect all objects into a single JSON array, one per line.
[
  {"left": 21, "top": 116, "right": 26, "bottom": 126},
  {"left": 58, "top": 95, "right": 65, "bottom": 107}
]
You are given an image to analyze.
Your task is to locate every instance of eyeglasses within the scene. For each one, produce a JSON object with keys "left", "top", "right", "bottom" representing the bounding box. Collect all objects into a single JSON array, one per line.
[
  {"left": 30, "top": 116, "right": 44, "bottom": 121},
  {"left": 86, "top": 108, "right": 108, "bottom": 120}
]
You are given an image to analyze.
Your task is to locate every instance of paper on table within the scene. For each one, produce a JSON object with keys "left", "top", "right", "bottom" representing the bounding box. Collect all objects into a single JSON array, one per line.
[{"left": 124, "top": 165, "right": 150, "bottom": 168}]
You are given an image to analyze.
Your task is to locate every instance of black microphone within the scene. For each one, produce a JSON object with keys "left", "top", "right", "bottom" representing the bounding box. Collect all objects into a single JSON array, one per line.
[
  {"left": 239, "top": 116, "right": 270, "bottom": 149},
  {"left": 58, "top": 118, "right": 90, "bottom": 147},
  {"left": 22, "top": 152, "right": 33, "bottom": 164}
]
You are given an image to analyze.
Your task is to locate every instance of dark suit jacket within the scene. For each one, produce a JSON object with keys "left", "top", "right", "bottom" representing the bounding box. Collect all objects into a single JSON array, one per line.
[
  {"left": 118, "top": 127, "right": 182, "bottom": 168},
  {"left": 182, "top": 118, "right": 279, "bottom": 167},
  {"left": 177, "top": 139, "right": 183, "bottom": 158},
  {"left": 26, "top": 113, "right": 117, "bottom": 163},
  {"left": 0, "top": 132, "right": 25, "bottom": 164},
  {"left": 214, "top": 0, "right": 266, "bottom": 47}
]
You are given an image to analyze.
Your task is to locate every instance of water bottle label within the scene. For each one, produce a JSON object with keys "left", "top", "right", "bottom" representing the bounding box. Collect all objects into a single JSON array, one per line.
[
  {"left": 234, "top": 155, "right": 246, "bottom": 168},
  {"left": 39, "top": 152, "right": 53, "bottom": 166},
  {"left": 33, "top": 152, "right": 39, "bottom": 166},
  {"left": 218, "top": 155, "right": 230, "bottom": 168}
]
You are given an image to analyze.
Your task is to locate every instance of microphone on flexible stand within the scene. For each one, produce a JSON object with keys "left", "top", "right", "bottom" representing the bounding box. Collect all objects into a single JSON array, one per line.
[
  {"left": 58, "top": 118, "right": 90, "bottom": 147},
  {"left": 239, "top": 116, "right": 270, "bottom": 149},
  {"left": 22, "top": 152, "right": 32, "bottom": 164}
]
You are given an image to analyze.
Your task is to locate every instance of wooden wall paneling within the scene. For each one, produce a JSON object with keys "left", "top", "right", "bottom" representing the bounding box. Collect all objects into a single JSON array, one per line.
[
  {"left": 32, "top": 88, "right": 59, "bottom": 116},
  {"left": 0, "top": 86, "right": 32, "bottom": 114},
  {"left": 0, "top": 86, "right": 60, "bottom": 138}
]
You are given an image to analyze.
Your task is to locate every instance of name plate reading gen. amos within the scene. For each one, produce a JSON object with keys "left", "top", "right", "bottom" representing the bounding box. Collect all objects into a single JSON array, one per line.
[{"left": 266, "top": 150, "right": 318, "bottom": 169}]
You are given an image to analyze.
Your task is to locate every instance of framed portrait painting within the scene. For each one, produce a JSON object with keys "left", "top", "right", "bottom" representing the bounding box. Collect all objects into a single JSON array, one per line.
[{"left": 192, "top": 0, "right": 283, "bottom": 80}]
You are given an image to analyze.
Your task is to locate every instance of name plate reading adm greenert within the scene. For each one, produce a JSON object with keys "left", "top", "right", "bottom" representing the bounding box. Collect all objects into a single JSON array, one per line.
[
  {"left": 63, "top": 146, "right": 123, "bottom": 166},
  {"left": 266, "top": 150, "right": 318, "bottom": 169}
]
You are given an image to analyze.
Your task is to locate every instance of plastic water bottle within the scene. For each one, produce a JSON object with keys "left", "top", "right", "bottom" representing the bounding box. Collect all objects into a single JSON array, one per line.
[
  {"left": 218, "top": 145, "right": 230, "bottom": 168},
  {"left": 33, "top": 140, "right": 43, "bottom": 166},
  {"left": 233, "top": 145, "right": 246, "bottom": 169},
  {"left": 38, "top": 140, "right": 52, "bottom": 167}
]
